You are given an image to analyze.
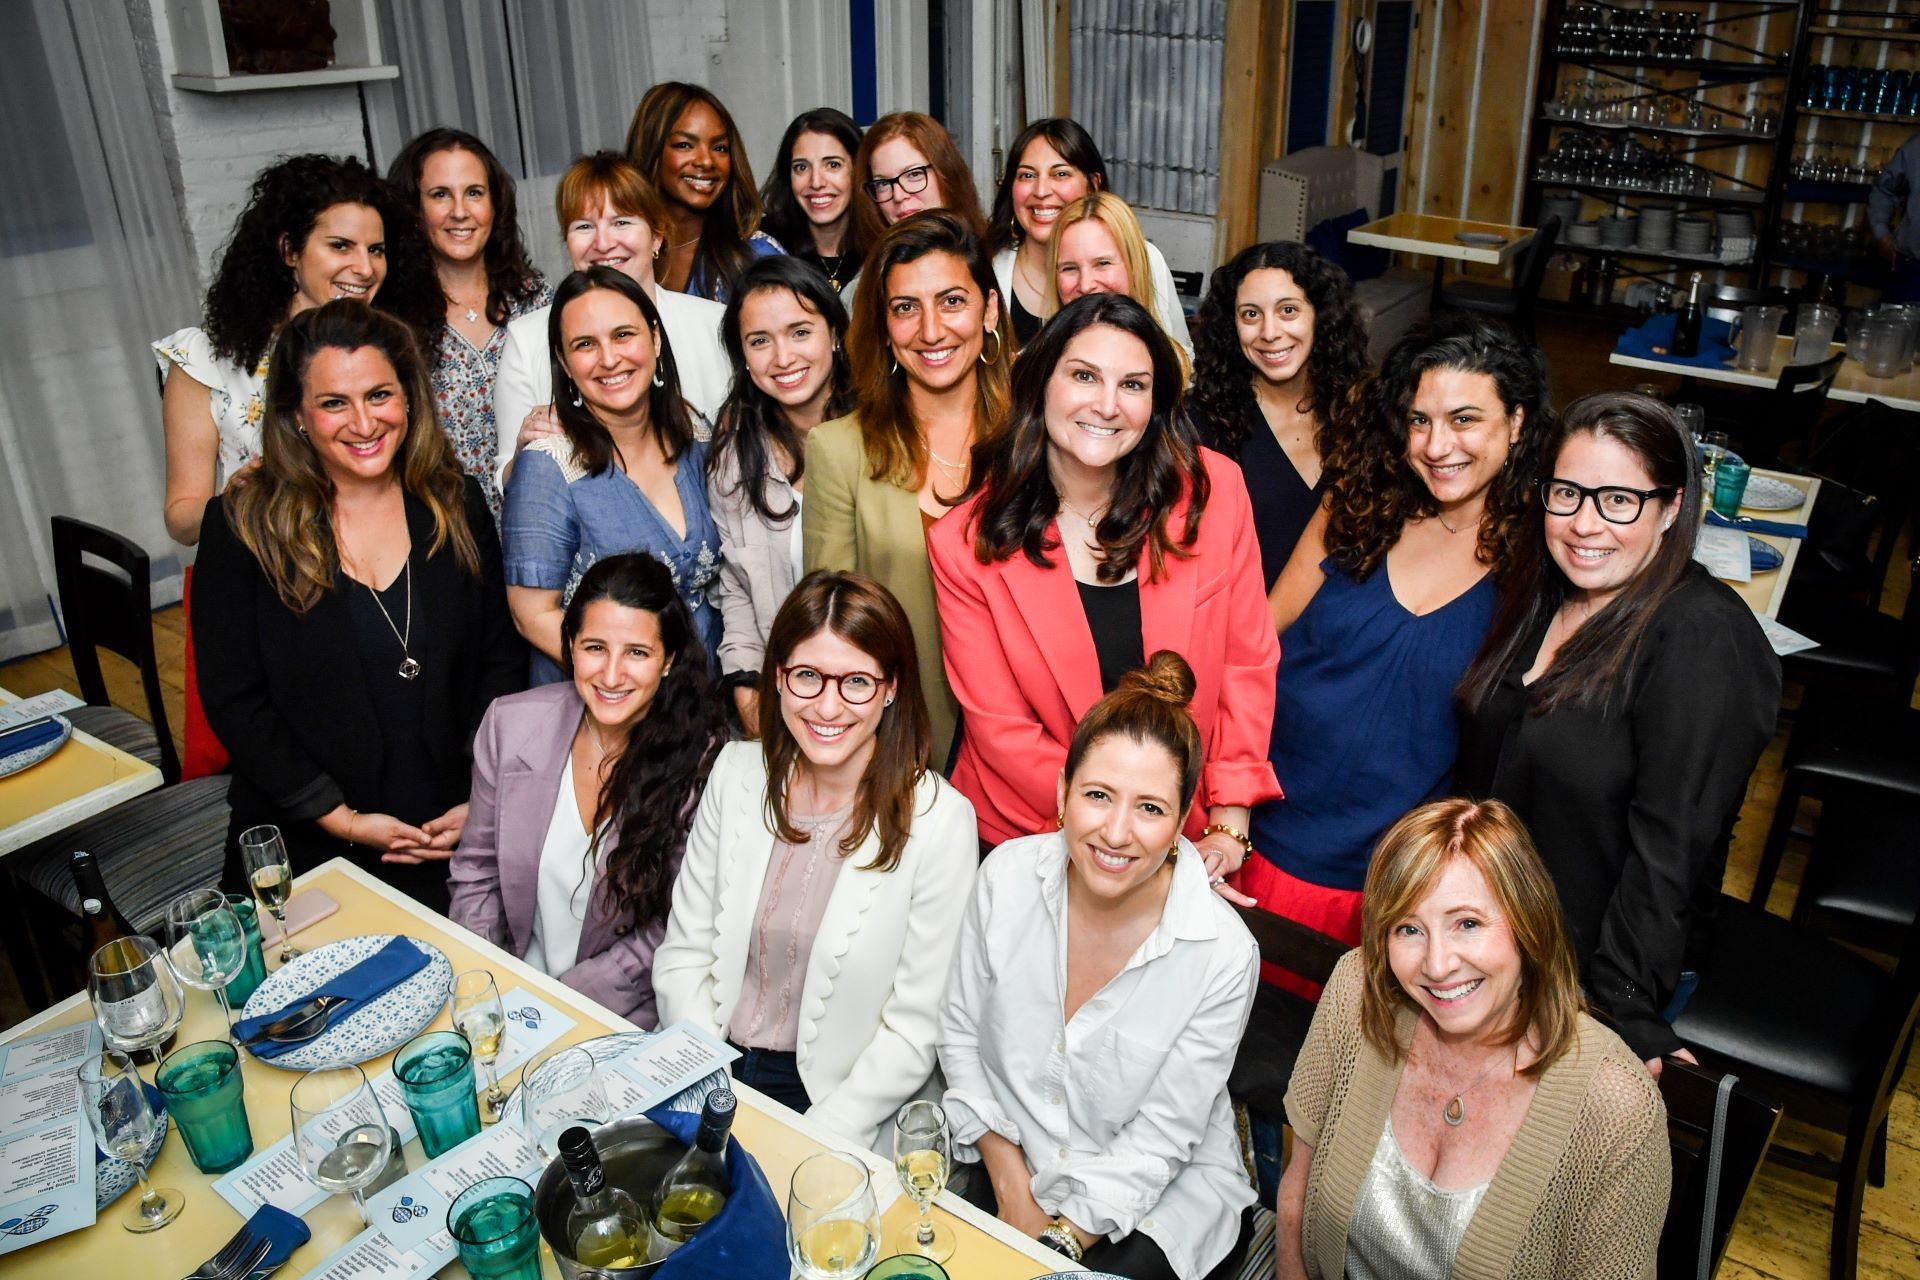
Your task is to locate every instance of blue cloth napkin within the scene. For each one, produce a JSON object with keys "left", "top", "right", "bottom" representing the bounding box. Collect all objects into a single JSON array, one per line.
[
  {"left": 1706, "top": 510, "right": 1809, "bottom": 539},
  {"left": 234, "top": 936, "right": 430, "bottom": 1059},
  {"left": 238, "top": 1205, "right": 310, "bottom": 1277},
  {"left": 1615, "top": 313, "right": 1737, "bottom": 369},
  {"left": 644, "top": 1105, "right": 790, "bottom": 1280},
  {"left": 0, "top": 716, "right": 64, "bottom": 757}
]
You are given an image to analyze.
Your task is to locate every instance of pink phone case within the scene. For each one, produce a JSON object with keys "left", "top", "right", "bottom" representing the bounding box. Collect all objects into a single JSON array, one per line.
[{"left": 259, "top": 889, "right": 341, "bottom": 946}]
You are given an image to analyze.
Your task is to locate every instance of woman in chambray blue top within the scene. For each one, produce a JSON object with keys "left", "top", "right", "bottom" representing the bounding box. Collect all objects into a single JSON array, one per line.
[{"left": 503, "top": 267, "right": 721, "bottom": 685}]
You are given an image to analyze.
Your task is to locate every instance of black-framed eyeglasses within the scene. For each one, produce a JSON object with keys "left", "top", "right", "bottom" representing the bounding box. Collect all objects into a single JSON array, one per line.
[
  {"left": 778, "top": 665, "right": 883, "bottom": 705},
  {"left": 1538, "top": 478, "right": 1678, "bottom": 524},
  {"left": 863, "top": 164, "right": 932, "bottom": 202}
]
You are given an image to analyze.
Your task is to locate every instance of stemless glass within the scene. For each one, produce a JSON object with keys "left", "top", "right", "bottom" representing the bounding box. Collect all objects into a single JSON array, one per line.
[
  {"left": 518, "top": 1044, "right": 610, "bottom": 1163},
  {"left": 788, "top": 1151, "right": 881, "bottom": 1280},
  {"left": 291, "top": 1063, "right": 392, "bottom": 1224},
  {"left": 240, "top": 824, "right": 300, "bottom": 963},
  {"left": 449, "top": 1176, "right": 543, "bottom": 1280},
  {"left": 88, "top": 935, "right": 185, "bottom": 1063},
  {"left": 77, "top": 1049, "right": 183, "bottom": 1232},
  {"left": 890, "top": 1101, "right": 955, "bottom": 1262},
  {"left": 165, "top": 889, "right": 248, "bottom": 1043},
  {"left": 449, "top": 970, "right": 508, "bottom": 1122}
]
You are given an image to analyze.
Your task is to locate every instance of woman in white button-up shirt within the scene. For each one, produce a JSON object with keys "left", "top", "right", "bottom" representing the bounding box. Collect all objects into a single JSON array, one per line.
[{"left": 940, "top": 651, "right": 1259, "bottom": 1280}]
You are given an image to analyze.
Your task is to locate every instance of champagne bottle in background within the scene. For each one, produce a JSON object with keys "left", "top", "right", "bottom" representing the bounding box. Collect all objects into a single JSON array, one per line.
[
  {"left": 559, "top": 1125, "right": 647, "bottom": 1268},
  {"left": 70, "top": 851, "right": 136, "bottom": 939},
  {"left": 1671, "top": 272, "right": 1704, "bottom": 358},
  {"left": 649, "top": 1088, "right": 736, "bottom": 1257}
]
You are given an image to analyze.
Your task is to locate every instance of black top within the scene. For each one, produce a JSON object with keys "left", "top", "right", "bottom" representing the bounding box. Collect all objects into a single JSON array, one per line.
[
  {"left": 1187, "top": 401, "right": 1320, "bottom": 589},
  {"left": 1454, "top": 568, "right": 1780, "bottom": 1058},
  {"left": 1010, "top": 289, "right": 1043, "bottom": 345},
  {"left": 193, "top": 477, "right": 527, "bottom": 913},
  {"left": 343, "top": 569, "right": 439, "bottom": 826},
  {"left": 796, "top": 249, "right": 857, "bottom": 295},
  {"left": 1076, "top": 577, "right": 1145, "bottom": 693}
]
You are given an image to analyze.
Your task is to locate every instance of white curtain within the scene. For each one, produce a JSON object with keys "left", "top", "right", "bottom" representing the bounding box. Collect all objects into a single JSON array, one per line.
[{"left": 0, "top": 0, "right": 200, "bottom": 660}]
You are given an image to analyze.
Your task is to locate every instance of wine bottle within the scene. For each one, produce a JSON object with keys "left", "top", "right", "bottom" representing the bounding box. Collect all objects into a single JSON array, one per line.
[
  {"left": 70, "top": 851, "right": 136, "bottom": 938},
  {"left": 80, "top": 898, "right": 124, "bottom": 956},
  {"left": 648, "top": 1088, "right": 736, "bottom": 1257},
  {"left": 558, "top": 1125, "right": 648, "bottom": 1268},
  {"left": 1671, "top": 272, "right": 1704, "bottom": 357}
]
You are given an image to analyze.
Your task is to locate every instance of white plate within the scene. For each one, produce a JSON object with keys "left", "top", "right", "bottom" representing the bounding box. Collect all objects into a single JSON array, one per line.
[
  {"left": 501, "top": 1030, "right": 726, "bottom": 1121},
  {"left": 1740, "top": 474, "right": 1807, "bottom": 511},
  {"left": 240, "top": 934, "right": 453, "bottom": 1070},
  {"left": 1455, "top": 231, "right": 1508, "bottom": 246},
  {"left": 96, "top": 1083, "right": 169, "bottom": 1209},
  {"left": 0, "top": 715, "right": 71, "bottom": 779}
]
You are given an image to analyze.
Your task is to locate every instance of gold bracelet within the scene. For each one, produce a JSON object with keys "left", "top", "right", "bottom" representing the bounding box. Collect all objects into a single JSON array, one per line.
[
  {"left": 346, "top": 808, "right": 359, "bottom": 848},
  {"left": 1202, "top": 821, "right": 1254, "bottom": 857},
  {"left": 1039, "top": 1220, "right": 1085, "bottom": 1263}
]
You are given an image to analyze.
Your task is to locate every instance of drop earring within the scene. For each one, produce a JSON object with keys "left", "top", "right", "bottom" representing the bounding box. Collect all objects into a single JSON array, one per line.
[
  {"left": 568, "top": 382, "right": 583, "bottom": 408},
  {"left": 651, "top": 370, "right": 664, "bottom": 387}
]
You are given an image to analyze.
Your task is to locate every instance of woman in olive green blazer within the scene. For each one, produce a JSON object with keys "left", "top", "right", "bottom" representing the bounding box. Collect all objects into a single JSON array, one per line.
[{"left": 802, "top": 211, "right": 1012, "bottom": 767}]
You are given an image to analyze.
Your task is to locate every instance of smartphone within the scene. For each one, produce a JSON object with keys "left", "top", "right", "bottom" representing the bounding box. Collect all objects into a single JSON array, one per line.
[{"left": 258, "top": 889, "right": 341, "bottom": 946}]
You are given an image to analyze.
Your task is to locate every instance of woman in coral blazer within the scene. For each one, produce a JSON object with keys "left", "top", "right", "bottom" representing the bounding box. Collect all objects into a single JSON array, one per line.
[{"left": 929, "top": 294, "right": 1280, "bottom": 887}]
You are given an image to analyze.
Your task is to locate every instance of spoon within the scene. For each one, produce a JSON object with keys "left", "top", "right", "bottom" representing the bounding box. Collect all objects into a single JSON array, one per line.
[{"left": 242, "top": 994, "right": 347, "bottom": 1045}]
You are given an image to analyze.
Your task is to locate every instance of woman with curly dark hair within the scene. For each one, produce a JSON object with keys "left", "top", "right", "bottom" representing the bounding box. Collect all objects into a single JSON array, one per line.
[
  {"left": 387, "top": 128, "right": 550, "bottom": 515},
  {"left": 708, "top": 256, "right": 855, "bottom": 730},
  {"left": 156, "top": 154, "right": 444, "bottom": 545},
  {"left": 625, "top": 82, "right": 784, "bottom": 302},
  {"left": 1240, "top": 315, "right": 1549, "bottom": 969},
  {"left": 1188, "top": 242, "right": 1370, "bottom": 587},
  {"left": 450, "top": 552, "right": 723, "bottom": 1023},
  {"left": 930, "top": 293, "right": 1280, "bottom": 871},
  {"left": 760, "top": 108, "right": 864, "bottom": 294}
]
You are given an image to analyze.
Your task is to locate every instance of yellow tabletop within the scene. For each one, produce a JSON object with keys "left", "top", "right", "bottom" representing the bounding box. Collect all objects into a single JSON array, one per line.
[
  {"left": 0, "top": 688, "right": 161, "bottom": 857},
  {"left": 1610, "top": 334, "right": 1920, "bottom": 413},
  {"left": 1, "top": 860, "right": 1073, "bottom": 1278},
  {"left": 1345, "top": 211, "right": 1537, "bottom": 266},
  {"left": 1709, "top": 469, "right": 1821, "bottom": 620}
]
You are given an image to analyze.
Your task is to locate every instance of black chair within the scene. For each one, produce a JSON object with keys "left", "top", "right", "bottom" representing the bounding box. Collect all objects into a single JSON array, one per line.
[
  {"left": 1670, "top": 893, "right": 1920, "bottom": 1280},
  {"left": 1791, "top": 793, "right": 1920, "bottom": 956},
  {"left": 1227, "top": 906, "right": 1349, "bottom": 1124},
  {"left": 1438, "top": 216, "right": 1562, "bottom": 342},
  {"left": 1655, "top": 1060, "right": 1782, "bottom": 1280},
  {"left": 1779, "top": 549, "right": 1920, "bottom": 710},
  {"left": 1738, "top": 353, "right": 1844, "bottom": 467}
]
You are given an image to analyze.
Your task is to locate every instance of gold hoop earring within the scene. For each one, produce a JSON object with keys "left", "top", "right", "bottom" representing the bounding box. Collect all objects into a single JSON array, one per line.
[
  {"left": 979, "top": 330, "right": 1002, "bottom": 366},
  {"left": 1056, "top": 810, "right": 1065, "bottom": 829}
]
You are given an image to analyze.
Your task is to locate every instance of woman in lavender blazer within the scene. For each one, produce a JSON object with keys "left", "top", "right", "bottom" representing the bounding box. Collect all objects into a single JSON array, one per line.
[{"left": 450, "top": 554, "right": 723, "bottom": 1023}]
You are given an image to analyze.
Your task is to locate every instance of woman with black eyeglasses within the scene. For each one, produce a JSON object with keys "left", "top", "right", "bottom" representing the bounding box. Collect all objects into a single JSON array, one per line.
[{"left": 1456, "top": 391, "right": 1778, "bottom": 1071}]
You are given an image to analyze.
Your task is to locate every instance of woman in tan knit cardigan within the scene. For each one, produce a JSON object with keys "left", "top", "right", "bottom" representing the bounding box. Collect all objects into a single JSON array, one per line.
[{"left": 1276, "top": 799, "right": 1669, "bottom": 1279}]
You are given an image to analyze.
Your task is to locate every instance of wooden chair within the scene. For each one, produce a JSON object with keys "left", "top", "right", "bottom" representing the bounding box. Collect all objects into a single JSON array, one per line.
[
  {"left": 1227, "top": 905, "right": 1350, "bottom": 1126},
  {"left": 1655, "top": 1060, "right": 1781, "bottom": 1280}
]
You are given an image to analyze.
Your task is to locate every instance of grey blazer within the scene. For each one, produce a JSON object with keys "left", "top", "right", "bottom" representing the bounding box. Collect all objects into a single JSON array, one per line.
[{"left": 708, "top": 437, "right": 802, "bottom": 680}]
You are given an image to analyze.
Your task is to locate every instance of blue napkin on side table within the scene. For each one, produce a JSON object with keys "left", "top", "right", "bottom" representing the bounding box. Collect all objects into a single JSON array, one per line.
[
  {"left": 1615, "top": 312, "right": 1737, "bottom": 370},
  {"left": 0, "top": 716, "right": 65, "bottom": 757},
  {"left": 233, "top": 936, "right": 430, "bottom": 1060},
  {"left": 1705, "top": 510, "right": 1809, "bottom": 539}
]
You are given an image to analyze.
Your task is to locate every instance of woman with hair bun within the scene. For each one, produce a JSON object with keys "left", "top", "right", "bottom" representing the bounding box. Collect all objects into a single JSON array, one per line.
[{"left": 941, "top": 650, "right": 1259, "bottom": 1280}]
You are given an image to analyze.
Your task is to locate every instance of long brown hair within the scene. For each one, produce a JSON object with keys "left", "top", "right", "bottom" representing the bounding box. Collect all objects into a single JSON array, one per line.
[
  {"left": 224, "top": 301, "right": 479, "bottom": 614},
  {"left": 845, "top": 211, "right": 1012, "bottom": 492},
  {"left": 757, "top": 571, "right": 931, "bottom": 873},
  {"left": 850, "top": 112, "right": 984, "bottom": 255},
  {"left": 1359, "top": 798, "right": 1585, "bottom": 1076},
  {"left": 547, "top": 267, "right": 699, "bottom": 476},
  {"left": 625, "top": 82, "right": 764, "bottom": 295}
]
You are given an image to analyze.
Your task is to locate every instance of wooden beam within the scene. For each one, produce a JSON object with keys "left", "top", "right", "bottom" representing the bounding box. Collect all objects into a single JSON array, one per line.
[
  {"left": 1054, "top": 0, "right": 1072, "bottom": 116},
  {"left": 1219, "top": 0, "right": 1271, "bottom": 257}
]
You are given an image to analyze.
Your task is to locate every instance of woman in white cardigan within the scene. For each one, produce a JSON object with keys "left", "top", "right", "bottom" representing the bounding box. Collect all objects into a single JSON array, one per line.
[{"left": 653, "top": 570, "right": 978, "bottom": 1151}]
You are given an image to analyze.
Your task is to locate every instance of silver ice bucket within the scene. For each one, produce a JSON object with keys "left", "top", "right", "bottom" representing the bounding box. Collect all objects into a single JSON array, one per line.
[{"left": 532, "top": 1115, "right": 688, "bottom": 1278}]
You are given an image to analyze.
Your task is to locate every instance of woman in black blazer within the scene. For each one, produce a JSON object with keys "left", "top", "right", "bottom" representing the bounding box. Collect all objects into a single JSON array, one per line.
[{"left": 193, "top": 300, "right": 525, "bottom": 912}]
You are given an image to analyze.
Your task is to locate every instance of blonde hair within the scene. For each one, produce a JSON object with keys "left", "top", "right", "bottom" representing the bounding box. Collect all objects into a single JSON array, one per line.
[
  {"left": 1359, "top": 798, "right": 1585, "bottom": 1076},
  {"left": 1043, "top": 193, "right": 1187, "bottom": 377}
]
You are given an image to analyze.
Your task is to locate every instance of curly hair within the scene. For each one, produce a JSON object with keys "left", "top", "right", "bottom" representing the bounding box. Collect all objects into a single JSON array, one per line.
[
  {"left": 223, "top": 301, "right": 480, "bottom": 615},
  {"left": 559, "top": 553, "right": 724, "bottom": 929},
  {"left": 625, "top": 83, "right": 764, "bottom": 297},
  {"left": 966, "top": 293, "right": 1206, "bottom": 584},
  {"left": 1324, "top": 314, "right": 1551, "bottom": 579},
  {"left": 203, "top": 154, "right": 445, "bottom": 372},
  {"left": 386, "top": 128, "right": 545, "bottom": 327},
  {"left": 709, "top": 256, "right": 855, "bottom": 524},
  {"left": 1189, "top": 241, "right": 1370, "bottom": 460},
  {"left": 984, "top": 117, "right": 1108, "bottom": 257},
  {"left": 760, "top": 108, "right": 865, "bottom": 272}
]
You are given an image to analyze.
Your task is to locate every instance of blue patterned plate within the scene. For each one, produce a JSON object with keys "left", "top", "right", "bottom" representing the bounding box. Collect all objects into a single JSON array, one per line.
[
  {"left": 501, "top": 1030, "right": 726, "bottom": 1120},
  {"left": 0, "top": 714, "right": 71, "bottom": 779},
  {"left": 95, "top": 1082, "right": 169, "bottom": 1209},
  {"left": 1749, "top": 535, "right": 1785, "bottom": 573},
  {"left": 239, "top": 934, "right": 453, "bottom": 1070}
]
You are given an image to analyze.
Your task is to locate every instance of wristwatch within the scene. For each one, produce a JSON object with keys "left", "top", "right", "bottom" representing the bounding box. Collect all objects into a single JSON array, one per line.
[{"left": 1038, "top": 1219, "right": 1085, "bottom": 1263}]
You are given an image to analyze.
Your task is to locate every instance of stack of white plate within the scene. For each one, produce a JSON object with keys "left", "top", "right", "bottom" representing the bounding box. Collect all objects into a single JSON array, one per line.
[
  {"left": 1599, "top": 215, "right": 1638, "bottom": 249},
  {"left": 1637, "top": 204, "right": 1675, "bottom": 252},
  {"left": 1674, "top": 216, "right": 1714, "bottom": 255},
  {"left": 1566, "top": 220, "right": 1601, "bottom": 247},
  {"left": 1719, "top": 211, "right": 1756, "bottom": 241},
  {"left": 1540, "top": 194, "right": 1582, "bottom": 230}
]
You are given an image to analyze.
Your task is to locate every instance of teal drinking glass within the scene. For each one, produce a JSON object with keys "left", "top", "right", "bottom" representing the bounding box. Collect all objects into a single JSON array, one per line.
[
  {"left": 868, "top": 1255, "right": 951, "bottom": 1279},
  {"left": 222, "top": 894, "right": 268, "bottom": 1006},
  {"left": 449, "top": 1176, "right": 542, "bottom": 1280},
  {"left": 393, "top": 1030, "right": 481, "bottom": 1157},
  {"left": 1712, "top": 457, "right": 1753, "bottom": 519},
  {"left": 155, "top": 1040, "right": 253, "bottom": 1173}
]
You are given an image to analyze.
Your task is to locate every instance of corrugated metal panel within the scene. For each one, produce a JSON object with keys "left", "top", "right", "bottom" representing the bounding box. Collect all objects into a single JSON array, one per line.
[{"left": 1068, "top": 0, "right": 1226, "bottom": 215}]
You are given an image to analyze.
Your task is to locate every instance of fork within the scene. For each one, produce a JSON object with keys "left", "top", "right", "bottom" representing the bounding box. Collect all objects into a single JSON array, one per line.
[
  {"left": 185, "top": 1233, "right": 252, "bottom": 1280},
  {"left": 221, "top": 1236, "right": 274, "bottom": 1280}
]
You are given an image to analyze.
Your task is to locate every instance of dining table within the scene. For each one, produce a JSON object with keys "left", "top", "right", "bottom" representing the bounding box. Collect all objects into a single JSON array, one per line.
[
  {"left": 1610, "top": 329, "right": 1920, "bottom": 413},
  {"left": 0, "top": 858, "right": 1080, "bottom": 1278},
  {"left": 0, "top": 687, "right": 161, "bottom": 858},
  {"left": 1704, "top": 467, "right": 1822, "bottom": 620},
  {"left": 1345, "top": 211, "right": 1538, "bottom": 306}
]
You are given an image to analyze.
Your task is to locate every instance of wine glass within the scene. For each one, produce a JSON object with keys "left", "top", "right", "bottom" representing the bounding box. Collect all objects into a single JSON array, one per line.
[
  {"left": 88, "top": 935, "right": 184, "bottom": 1064},
  {"left": 449, "top": 969, "right": 508, "bottom": 1122},
  {"left": 890, "top": 1101, "right": 955, "bottom": 1262},
  {"left": 165, "top": 889, "right": 248, "bottom": 1044},
  {"left": 787, "top": 1151, "right": 880, "bottom": 1280},
  {"left": 77, "top": 1049, "right": 183, "bottom": 1232},
  {"left": 240, "top": 824, "right": 299, "bottom": 963},
  {"left": 518, "top": 1044, "right": 609, "bottom": 1163},
  {"left": 291, "top": 1064, "right": 392, "bottom": 1225}
]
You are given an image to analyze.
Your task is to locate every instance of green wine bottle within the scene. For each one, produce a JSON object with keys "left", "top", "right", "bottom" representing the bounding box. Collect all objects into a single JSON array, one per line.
[
  {"left": 648, "top": 1089, "right": 736, "bottom": 1258},
  {"left": 559, "top": 1125, "right": 648, "bottom": 1268}
]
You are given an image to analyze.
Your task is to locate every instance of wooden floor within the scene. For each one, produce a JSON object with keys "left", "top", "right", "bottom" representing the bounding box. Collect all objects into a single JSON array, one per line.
[{"left": 2, "top": 309, "right": 1915, "bottom": 1276}]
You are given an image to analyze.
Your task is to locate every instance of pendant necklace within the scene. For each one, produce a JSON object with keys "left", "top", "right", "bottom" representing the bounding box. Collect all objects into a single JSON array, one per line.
[
  {"left": 1436, "top": 509, "right": 1469, "bottom": 535},
  {"left": 366, "top": 557, "right": 422, "bottom": 680},
  {"left": 1058, "top": 496, "right": 1110, "bottom": 534},
  {"left": 1440, "top": 1047, "right": 1516, "bottom": 1127}
]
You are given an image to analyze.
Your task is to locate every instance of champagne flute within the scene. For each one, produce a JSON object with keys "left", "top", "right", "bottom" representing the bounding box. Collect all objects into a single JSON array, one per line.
[
  {"left": 88, "top": 935, "right": 184, "bottom": 1065},
  {"left": 449, "top": 969, "right": 508, "bottom": 1122},
  {"left": 787, "top": 1151, "right": 880, "bottom": 1280},
  {"left": 291, "top": 1063, "right": 392, "bottom": 1225},
  {"left": 77, "top": 1049, "right": 183, "bottom": 1232},
  {"left": 240, "top": 824, "right": 299, "bottom": 963},
  {"left": 891, "top": 1100, "right": 955, "bottom": 1262},
  {"left": 165, "top": 889, "right": 248, "bottom": 1044},
  {"left": 518, "top": 1044, "right": 610, "bottom": 1163}
]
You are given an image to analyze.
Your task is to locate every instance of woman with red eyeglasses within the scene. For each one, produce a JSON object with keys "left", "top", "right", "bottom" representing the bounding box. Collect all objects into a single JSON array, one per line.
[{"left": 654, "top": 570, "right": 978, "bottom": 1148}]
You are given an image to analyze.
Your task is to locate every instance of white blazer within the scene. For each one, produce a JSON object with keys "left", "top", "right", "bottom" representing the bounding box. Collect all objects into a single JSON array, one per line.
[
  {"left": 492, "top": 288, "right": 731, "bottom": 484},
  {"left": 652, "top": 741, "right": 980, "bottom": 1151},
  {"left": 990, "top": 241, "right": 1193, "bottom": 354}
]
